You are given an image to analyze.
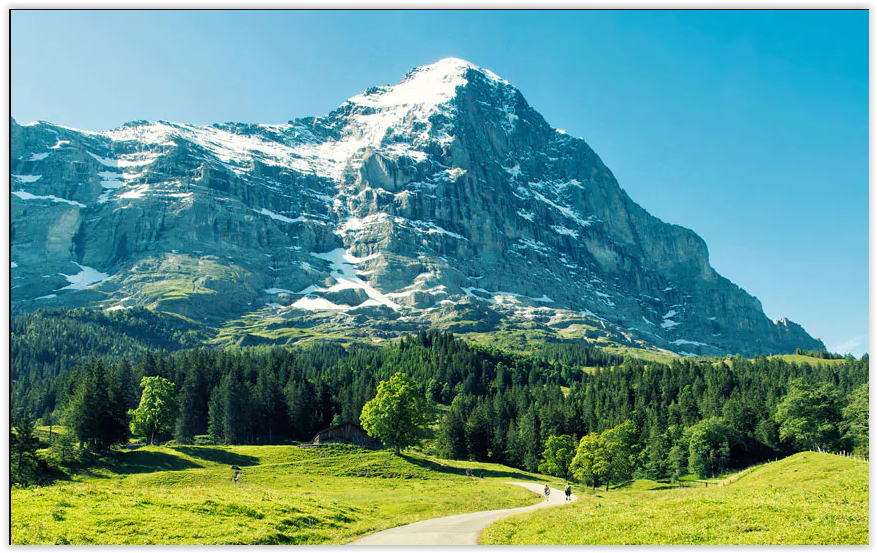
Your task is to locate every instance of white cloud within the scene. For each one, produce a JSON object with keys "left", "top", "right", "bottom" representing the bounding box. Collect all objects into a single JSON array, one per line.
[{"left": 831, "top": 334, "right": 869, "bottom": 355}]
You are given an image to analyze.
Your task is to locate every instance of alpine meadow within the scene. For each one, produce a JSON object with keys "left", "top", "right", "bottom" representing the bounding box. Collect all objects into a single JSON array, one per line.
[{"left": 9, "top": 10, "right": 869, "bottom": 546}]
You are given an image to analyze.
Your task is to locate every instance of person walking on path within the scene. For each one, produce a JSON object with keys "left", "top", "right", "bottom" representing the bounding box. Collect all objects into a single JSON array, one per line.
[
  {"left": 564, "top": 483, "right": 572, "bottom": 501},
  {"left": 544, "top": 484, "right": 551, "bottom": 501}
]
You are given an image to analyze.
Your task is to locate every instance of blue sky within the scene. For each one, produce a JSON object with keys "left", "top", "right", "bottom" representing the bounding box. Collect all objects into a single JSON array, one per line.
[{"left": 11, "top": 10, "right": 869, "bottom": 355}]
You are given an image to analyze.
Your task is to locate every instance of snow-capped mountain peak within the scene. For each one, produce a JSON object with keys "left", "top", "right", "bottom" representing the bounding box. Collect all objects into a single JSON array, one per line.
[
  {"left": 348, "top": 57, "right": 508, "bottom": 110},
  {"left": 9, "top": 59, "right": 825, "bottom": 356}
]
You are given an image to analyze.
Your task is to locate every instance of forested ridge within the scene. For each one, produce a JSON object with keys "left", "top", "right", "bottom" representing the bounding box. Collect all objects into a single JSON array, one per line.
[{"left": 10, "top": 308, "right": 869, "bottom": 487}]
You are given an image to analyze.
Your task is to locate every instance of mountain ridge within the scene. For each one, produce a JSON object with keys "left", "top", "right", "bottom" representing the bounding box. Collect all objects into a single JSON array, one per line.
[{"left": 10, "top": 57, "right": 825, "bottom": 356}]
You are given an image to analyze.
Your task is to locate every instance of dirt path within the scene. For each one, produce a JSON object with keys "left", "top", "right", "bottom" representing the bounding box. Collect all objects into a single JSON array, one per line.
[{"left": 347, "top": 482, "right": 577, "bottom": 545}]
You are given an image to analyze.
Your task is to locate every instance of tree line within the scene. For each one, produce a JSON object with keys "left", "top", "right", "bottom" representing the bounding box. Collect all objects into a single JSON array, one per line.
[
  {"left": 11, "top": 324, "right": 869, "bottom": 489},
  {"left": 794, "top": 348, "right": 848, "bottom": 360},
  {"left": 441, "top": 352, "right": 868, "bottom": 488}
]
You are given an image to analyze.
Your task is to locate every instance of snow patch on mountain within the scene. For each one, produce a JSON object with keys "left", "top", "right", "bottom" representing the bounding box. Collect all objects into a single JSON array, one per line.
[
  {"left": 12, "top": 190, "right": 86, "bottom": 208},
  {"left": 254, "top": 208, "right": 304, "bottom": 224},
  {"left": 670, "top": 339, "right": 710, "bottom": 347},
  {"left": 310, "top": 248, "right": 398, "bottom": 310},
  {"left": 57, "top": 264, "right": 109, "bottom": 291}
]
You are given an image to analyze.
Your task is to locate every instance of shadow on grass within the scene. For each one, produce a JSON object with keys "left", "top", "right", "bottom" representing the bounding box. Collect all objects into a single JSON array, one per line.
[
  {"left": 400, "top": 454, "right": 542, "bottom": 482},
  {"left": 172, "top": 446, "right": 260, "bottom": 467},
  {"left": 649, "top": 484, "right": 687, "bottom": 490},
  {"left": 112, "top": 449, "right": 203, "bottom": 474}
]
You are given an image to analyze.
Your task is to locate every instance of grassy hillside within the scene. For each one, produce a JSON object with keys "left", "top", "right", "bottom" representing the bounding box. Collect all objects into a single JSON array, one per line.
[
  {"left": 768, "top": 354, "right": 848, "bottom": 367},
  {"left": 481, "top": 453, "right": 868, "bottom": 545},
  {"left": 11, "top": 444, "right": 549, "bottom": 545}
]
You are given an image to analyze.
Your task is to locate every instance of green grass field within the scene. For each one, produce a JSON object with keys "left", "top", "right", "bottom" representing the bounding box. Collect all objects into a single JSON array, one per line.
[
  {"left": 11, "top": 445, "right": 868, "bottom": 545},
  {"left": 481, "top": 453, "right": 869, "bottom": 545},
  {"left": 768, "top": 354, "right": 849, "bottom": 367},
  {"left": 11, "top": 444, "right": 549, "bottom": 545}
]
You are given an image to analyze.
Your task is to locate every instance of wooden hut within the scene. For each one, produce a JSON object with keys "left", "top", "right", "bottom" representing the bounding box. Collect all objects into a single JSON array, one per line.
[{"left": 311, "top": 422, "right": 383, "bottom": 449}]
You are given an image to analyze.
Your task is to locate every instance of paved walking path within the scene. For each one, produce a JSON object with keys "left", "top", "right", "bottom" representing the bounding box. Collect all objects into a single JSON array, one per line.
[{"left": 347, "top": 482, "right": 577, "bottom": 545}]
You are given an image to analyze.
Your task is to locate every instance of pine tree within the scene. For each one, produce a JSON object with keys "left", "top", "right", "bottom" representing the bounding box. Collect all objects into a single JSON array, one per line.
[{"left": 11, "top": 410, "right": 41, "bottom": 485}]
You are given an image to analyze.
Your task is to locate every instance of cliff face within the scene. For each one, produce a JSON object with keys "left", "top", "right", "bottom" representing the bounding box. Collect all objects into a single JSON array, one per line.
[{"left": 10, "top": 58, "right": 824, "bottom": 355}]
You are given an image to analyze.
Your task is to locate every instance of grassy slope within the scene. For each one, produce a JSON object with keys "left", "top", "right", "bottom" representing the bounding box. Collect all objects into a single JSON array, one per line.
[
  {"left": 768, "top": 354, "right": 847, "bottom": 367},
  {"left": 11, "top": 444, "right": 549, "bottom": 545},
  {"left": 461, "top": 330, "right": 679, "bottom": 364},
  {"left": 481, "top": 453, "right": 868, "bottom": 545}
]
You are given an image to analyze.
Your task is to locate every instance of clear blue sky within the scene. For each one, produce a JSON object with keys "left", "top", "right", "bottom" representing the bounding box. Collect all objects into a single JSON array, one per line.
[{"left": 11, "top": 10, "right": 869, "bottom": 355}]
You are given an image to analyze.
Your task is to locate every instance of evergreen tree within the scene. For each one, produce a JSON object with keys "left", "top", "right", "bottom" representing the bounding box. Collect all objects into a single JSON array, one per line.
[
  {"left": 207, "top": 385, "right": 224, "bottom": 443},
  {"left": 668, "top": 443, "right": 688, "bottom": 481},
  {"left": 643, "top": 423, "right": 671, "bottom": 480},
  {"left": 63, "top": 359, "right": 128, "bottom": 450},
  {"left": 222, "top": 370, "right": 251, "bottom": 444},
  {"left": 465, "top": 400, "right": 494, "bottom": 461},
  {"left": 174, "top": 372, "right": 201, "bottom": 444},
  {"left": 11, "top": 410, "right": 41, "bottom": 486},
  {"left": 518, "top": 410, "right": 541, "bottom": 473},
  {"left": 438, "top": 398, "right": 468, "bottom": 459},
  {"left": 286, "top": 378, "right": 316, "bottom": 441},
  {"left": 255, "top": 367, "right": 285, "bottom": 443}
]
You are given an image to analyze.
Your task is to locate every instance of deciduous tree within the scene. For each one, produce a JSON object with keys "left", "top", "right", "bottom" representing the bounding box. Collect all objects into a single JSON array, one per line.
[
  {"left": 129, "top": 376, "right": 178, "bottom": 445},
  {"left": 360, "top": 373, "right": 431, "bottom": 455}
]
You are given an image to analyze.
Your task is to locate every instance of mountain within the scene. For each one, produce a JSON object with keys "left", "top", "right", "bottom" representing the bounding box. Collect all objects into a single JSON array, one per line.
[{"left": 10, "top": 57, "right": 824, "bottom": 356}]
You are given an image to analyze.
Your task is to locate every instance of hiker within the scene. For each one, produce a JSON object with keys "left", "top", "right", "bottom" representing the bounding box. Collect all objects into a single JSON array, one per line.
[
  {"left": 564, "top": 483, "right": 572, "bottom": 501},
  {"left": 544, "top": 484, "right": 551, "bottom": 501}
]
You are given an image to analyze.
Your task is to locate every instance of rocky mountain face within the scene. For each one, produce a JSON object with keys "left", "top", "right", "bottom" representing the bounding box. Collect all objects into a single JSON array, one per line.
[{"left": 10, "top": 58, "right": 824, "bottom": 356}]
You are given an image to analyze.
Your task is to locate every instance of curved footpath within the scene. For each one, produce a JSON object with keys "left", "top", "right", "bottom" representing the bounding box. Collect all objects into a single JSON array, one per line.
[{"left": 347, "top": 483, "right": 577, "bottom": 545}]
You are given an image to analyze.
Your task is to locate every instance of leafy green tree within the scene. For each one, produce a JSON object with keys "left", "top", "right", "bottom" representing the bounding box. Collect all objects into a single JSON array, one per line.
[
  {"left": 603, "top": 420, "right": 639, "bottom": 487},
  {"left": 754, "top": 418, "right": 780, "bottom": 450},
  {"left": 570, "top": 433, "right": 609, "bottom": 489},
  {"left": 129, "top": 376, "right": 178, "bottom": 445},
  {"left": 538, "top": 434, "right": 576, "bottom": 478},
  {"left": 841, "top": 383, "right": 868, "bottom": 455},
  {"left": 774, "top": 381, "right": 842, "bottom": 451},
  {"left": 686, "top": 417, "right": 737, "bottom": 478},
  {"left": 360, "top": 373, "right": 432, "bottom": 455}
]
